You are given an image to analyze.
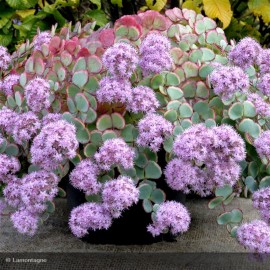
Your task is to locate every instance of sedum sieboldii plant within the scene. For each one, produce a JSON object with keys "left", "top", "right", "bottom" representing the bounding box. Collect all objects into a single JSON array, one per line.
[{"left": 0, "top": 7, "right": 269, "bottom": 252}]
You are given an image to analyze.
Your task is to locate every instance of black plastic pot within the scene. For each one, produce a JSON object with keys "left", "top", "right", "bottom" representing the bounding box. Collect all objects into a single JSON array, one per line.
[{"left": 66, "top": 149, "right": 186, "bottom": 245}]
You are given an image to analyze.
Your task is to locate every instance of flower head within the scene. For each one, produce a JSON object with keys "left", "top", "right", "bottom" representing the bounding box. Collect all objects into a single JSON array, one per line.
[
  {"left": 259, "top": 49, "right": 270, "bottom": 75},
  {"left": 237, "top": 220, "right": 270, "bottom": 253},
  {"left": 3, "top": 175, "right": 21, "bottom": 208},
  {"left": 0, "top": 154, "right": 20, "bottom": 183},
  {"left": 25, "top": 78, "right": 51, "bottom": 112},
  {"left": 248, "top": 93, "right": 270, "bottom": 118},
  {"left": 0, "top": 46, "right": 11, "bottom": 70},
  {"left": 228, "top": 37, "right": 262, "bottom": 69},
  {"left": 0, "top": 74, "right": 20, "bottom": 96},
  {"left": 94, "top": 138, "right": 135, "bottom": 171},
  {"left": 102, "top": 176, "right": 139, "bottom": 218},
  {"left": 147, "top": 201, "right": 191, "bottom": 236},
  {"left": 42, "top": 113, "right": 62, "bottom": 126},
  {"left": 126, "top": 86, "right": 159, "bottom": 113},
  {"left": 139, "top": 33, "right": 172, "bottom": 76},
  {"left": 33, "top": 32, "right": 52, "bottom": 51},
  {"left": 69, "top": 202, "right": 112, "bottom": 238},
  {"left": 20, "top": 171, "right": 59, "bottom": 214},
  {"left": 136, "top": 113, "right": 173, "bottom": 152},
  {"left": 12, "top": 112, "right": 41, "bottom": 145},
  {"left": 253, "top": 187, "right": 270, "bottom": 224},
  {"left": 31, "top": 120, "right": 78, "bottom": 170},
  {"left": 70, "top": 159, "right": 101, "bottom": 195},
  {"left": 0, "top": 107, "right": 18, "bottom": 134},
  {"left": 209, "top": 66, "right": 249, "bottom": 100},
  {"left": 11, "top": 209, "right": 39, "bottom": 236},
  {"left": 102, "top": 42, "right": 138, "bottom": 78},
  {"left": 96, "top": 76, "right": 132, "bottom": 104},
  {"left": 254, "top": 131, "right": 270, "bottom": 162},
  {"left": 257, "top": 74, "right": 270, "bottom": 96}
]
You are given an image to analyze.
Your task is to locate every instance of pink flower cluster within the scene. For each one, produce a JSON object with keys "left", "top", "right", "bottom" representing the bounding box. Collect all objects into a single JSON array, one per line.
[
  {"left": 0, "top": 46, "right": 11, "bottom": 70},
  {"left": 0, "top": 107, "right": 18, "bottom": 134},
  {"left": 126, "top": 86, "right": 159, "bottom": 114},
  {"left": 147, "top": 201, "right": 191, "bottom": 236},
  {"left": 69, "top": 202, "right": 112, "bottom": 238},
  {"left": 253, "top": 187, "right": 270, "bottom": 224},
  {"left": 0, "top": 74, "right": 20, "bottom": 96},
  {"left": 12, "top": 112, "right": 41, "bottom": 145},
  {"left": 257, "top": 74, "right": 270, "bottom": 96},
  {"left": 33, "top": 32, "right": 52, "bottom": 51},
  {"left": 136, "top": 113, "right": 173, "bottom": 152},
  {"left": 70, "top": 159, "right": 101, "bottom": 195},
  {"left": 42, "top": 113, "right": 62, "bottom": 126},
  {"left": 258, "top": 49, "right": 270, "bottom": 74},
  {"left": 102, "top": 42, "right": 138, "bottom": 78},
  {"left": 248, "top": 93, "right": 270, "bottom": 118},
  {"left": 139, "top": 33, "right": 173, "bottom": 76},
  {"left": 102, "top": 176, "right": 139, "bottom": 218},
  {"left": 165, "top": 124, "right": 245, "bottom": 196},
  {"left": 94, "top": 138, "right": 135, "bottom": 171},
  {"left": 228, "top": 37, "right": 262, "bottom": 69},
  {"left": 5, "top": 171, "right": 59, "bottom": 236},
  {"left": 0, "top": 154, "right": 20, "bottom": 183},
  {"left": 25, "top": 78, "right": 51, "bottom": 112},
  {"left": 31, "top": 120, "right": 78, "bottom": 170},
  {"left": 237, "top": 220, "right": 270, "bottom": 253},
  {"left": 209, "top": 66, "right": 249, "bottom": 100},
  {"left": 254, "top": 131, "right": 270, "bottom": 162},
  {"left": 96, "top": 77, "right": 132, "bottom": 104}
]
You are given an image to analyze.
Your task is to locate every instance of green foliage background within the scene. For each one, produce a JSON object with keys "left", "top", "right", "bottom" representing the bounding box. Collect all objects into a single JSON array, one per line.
[{"left": 0, "top": 0, "right": 269, "bottom": 52}]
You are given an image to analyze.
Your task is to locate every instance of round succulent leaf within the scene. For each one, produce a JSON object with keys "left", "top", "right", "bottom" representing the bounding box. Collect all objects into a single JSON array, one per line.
[
  {"left": 230, "top": 226, "right": 238, "bottom": 238},
  {"left": 72, "top": 70, "right": 89, "bottom": 88},
  {"left": 205, "top": 119, "right": 216, "bottom": 127},
  {"left": 189, "top": 49, "right": 203, "bottom": 63},
  {"left": 143, "top": 199, "right": 153, "bottom": 213},
  {"left": 84, "top": 76, "right": 99, "bottom": 94},
  {"left": 181, "top": 119, "right": 192, "bottom": 129},
  {"left": 52, "top": 99, "right": 61, "bottom": 113},
  {"left": 67, "top": 84, "right": 80, "bottom": 98},
  {"left": 87, "top": 55, "right": 102, "bottom": 74},
  {"left": 182, "top": 61, "right": 199, "bottom": 78},
  {"left": 58, "top": 187, "right": 66, "bottom": 198},
  {"left": 135, "top": 152, "right": 148, "bottom": 168},
  {"left": 75, "top": 93, "right": 89, "bottom": 113},
  {"left": 191, "top": 112, "right": 200, "bottom": 124},
  {"left": 57, "top": 67, "right": 66, "bottom": 82},
  {"left": 121, "top": 124, "right": 135, "bottom": 142},
  {"left": 179, "top": 103, "right": 193, "bottom": 118},
  {"left": 76, "top": 128, "right": 90, "bottom": 144},
  {"left": 25, "top": 57, "right": 34, "bottom": 73},
  {"left": 182, "top": 81, "right": 196, "bottom": 98},
  {"left": 152, "top": 203, "right": 159, "bottom": 213},
  {"left": 167, "top": 100, "right": 181, "bottom": 111},
  {"left": 208, "top": 196, "right": 224, "bottom": 209},
  {"left": 201, "top": 48, "right": 215, "bottom": 62},
  {"left": 67, "top": 98, "right": 77, "bottom": 114},
  {"left": 164, "top": 110, "right": 178, "bottom": 122},
  {"left": 144, "top": 149, "right": 158, "bottom": 162},
  {"left": 194, "top": 101, "right": 209, "bottom": 115},
  {"left": 84, "top": 143, "right": 98, "bottom": 157},
  {"left": 259, "top": 176, "right": 270, "bottom": 189},
  {"left": 223, "top": 193, "right": 236, "bottom": 206},
  {"left": 209, "top": 97, "right": 223, "bottom": 110},
  {"left": 96, "top": 114, "right": 112, "bottom": 131},
  {"left": 135, "top": 166, "right": 144, "bottom": 180},
  {"left": 217, "top": 212, "right": 232, "bottom": 225},
  {"left": 102, "top": 130, "right": 117, "bottom": 141},
  {"left": 215, "top": 185, "right": 233, "bottom": 199},
  {"left": 179, "top": 41, "right": 190, "bottom": 51},
  {"left": 248, "top": 161, "right": 259, "bottom": 178},
  {"left": 167, "top": 87, "right": 183, "bottom": 100},
  {"left": 230, "top": 209, "right": 243, "bottom": 223},
  {"left": 19, "top": 73, "right": 27, "bottom": 87},
  {"left": 0, "top": 139, "right": 7, "bottom": 153},
  {"left": 7, "top": 96, "right": 16, "bottom": 108},
  {"left": 145, "top": 161, "right": 162, "bottom": 179},
  {"left": 34, "top": 58, "right": 45, "bottom": 75},
  {"left": 228, "top": 102, "right": 243, "bottom": 120},
  {"left": 72, "top": 118, "right": 85, "bottom": 131},
  {"left": 151, "top": 74, "right": 164, "bottom": 89},
  {"left": 90, "top": 130, "right": 103, "bottom": 145},
  {"left": 73, "top": 57, "right": 86, "bottom": 72},
  {"left": 71, "top": 154, "right": 82, "bottom": 166},
  {"left": 111, "top": 112, "right": 125, "bottom": 129},
  {"left": 139, "top": 183, "right": 153, "bottom": 200},
  {"left": 85, "top": 194, "right": 102, "bottom": 203},
  {"left": 85, "top": 108, "right": 97, "bottom": 124},
  {"left": 156, "top": 92, "right": 168, "bottom": 107},
  {"left": 238, "top": 118, "right": 261, "bottom": 138},
  {"left": 173, "top": 125, "right": 183, "bottom": 136},
  {"left": 15, "top": 92, "right": 23, "bottom": 107},
  {"left": 165, "top": 72, "right": 180, "bottom": 86},
  {"left": 196, "top": 81, "right": 209, "bottom": 99},
  {"left": 199, "top": 64, "right": 214, "bottom": 79},
  {"left": 62, "top": 112, "right": 73, "bottom": 123},
  {"left": 5, "top": 144, "right": 19, "bottom": 156},
  {"left": 60, "top": 51, "right": 73, "bottom": 67},
  {"left": 243, "top": 101, "right": 256, "bottom": 118},
  {"left": 163, "top": 136, "right": 174, "bottom": 153},
  {"left": 150, "top": 189, "right": 166, "bottom": 204},
  {"left": 46, "top": 201, "right": 55, "bottom": 214},
  {"left": 194, "top": 20, "right": 206, "bottom": 34}
]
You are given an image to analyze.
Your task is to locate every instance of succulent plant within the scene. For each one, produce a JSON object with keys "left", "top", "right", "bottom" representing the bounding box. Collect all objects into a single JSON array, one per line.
[{"left": 0, "top": 7, "right": 270, "bottom": 252}]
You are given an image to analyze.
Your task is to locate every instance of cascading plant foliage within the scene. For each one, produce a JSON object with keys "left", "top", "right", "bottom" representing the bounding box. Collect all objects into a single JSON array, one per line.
[{"left": 0, "top": 7, "right": 270, "bottom": 253}]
